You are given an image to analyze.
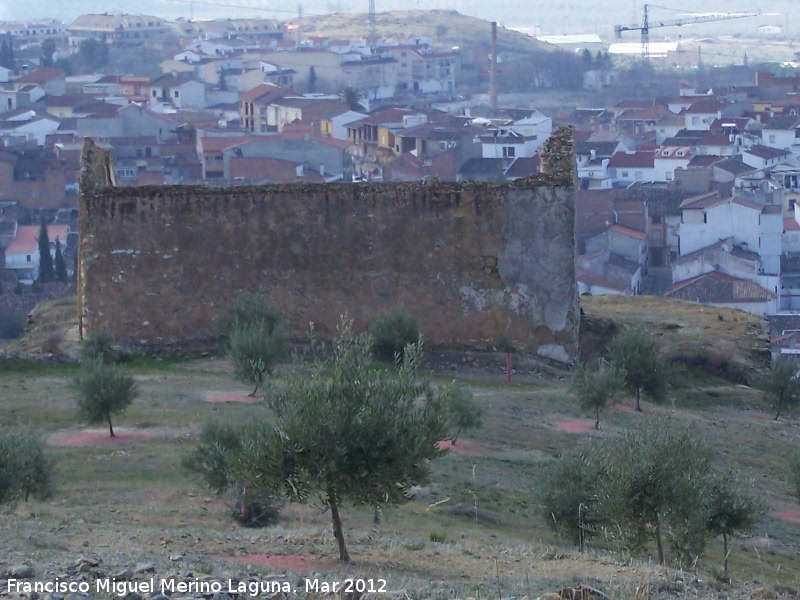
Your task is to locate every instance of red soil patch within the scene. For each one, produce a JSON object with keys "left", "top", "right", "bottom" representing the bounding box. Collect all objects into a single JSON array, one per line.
[
  {"left": 206, "top": 392, "right": 261, "bottom": 404},
  {"left": 221, "top": 553, "right": 336, "bottom": 572},
  {"left": 554, "top": 420, "right": 597, "bottom": 433},
  {"left": 54, "top": 431, "right": 154, "bottom": 446},
  {"left": 436, "top": 439, "right": 488, "bottom": 456},
  {"left": 748, "top": 412, "right": 771, "bottom": 421},
  {"left": 611, "top": 402, "right": 638, "bottom": 413},
  {"left": 777, "top": 510, "right": 800, "bottom": 523}
]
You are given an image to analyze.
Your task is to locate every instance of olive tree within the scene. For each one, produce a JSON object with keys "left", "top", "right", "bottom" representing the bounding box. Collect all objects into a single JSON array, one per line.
[
  {"left": 74, "top": 360, "right": 137, "bottom": 437},
  {"left": 609, "top": 329, "right": 668, "bottom": 411},
  {"left": 444, "top": 386, "right": 483, "bottom": 444},
  {"left": 756, "top": 357, "right": 800, "bottom": 420},
  {"left": 0, "top": 430, "right": 54, "bottom": 504},
  {"left": 234, "top": 322, "right": 449, "bottom": 562},
  {"left": 573, "top": 359, "right": 625, "bottom": 430},
  {"left": 705, "top": 473, "right": 764, "bottom": 576},
  {"left": 218, "top": 294, "right": 287, "bottom": 396}
]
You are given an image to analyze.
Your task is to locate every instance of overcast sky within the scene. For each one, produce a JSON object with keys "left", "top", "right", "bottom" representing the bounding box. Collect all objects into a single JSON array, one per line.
[{"left": 0, "top": 0, "right": 791, "bottom": 39}]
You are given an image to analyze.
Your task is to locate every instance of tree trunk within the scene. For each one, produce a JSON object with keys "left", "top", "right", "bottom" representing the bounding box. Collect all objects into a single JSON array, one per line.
[
  {"left": 328, "top": 486, "right": 350, "bottom": 562},
  {"left": 723, "top": 532, "right": 729, "bottom": 576},
  {"left": 775, "top": 395, "right": 783, "bottom": 420},
  {"left": 107, "top": 413, "right": 115, "bottom": 438},
  {"left": 249, "top": 382, "right": 259, "bottom": 397},
  {"left": 636, "top": 388, "right": 642, "bottom": 412},
  {"left": 654, "top": 514, "right": 665, "bottom": 565},
  {"left": 595, "top": 406, "right": 600, "bottom": 430}
]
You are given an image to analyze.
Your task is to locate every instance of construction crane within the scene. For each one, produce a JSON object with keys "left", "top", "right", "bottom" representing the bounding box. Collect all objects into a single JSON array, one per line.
[{"left": 614, "top": 4, "right": 761, "bottom": 61}]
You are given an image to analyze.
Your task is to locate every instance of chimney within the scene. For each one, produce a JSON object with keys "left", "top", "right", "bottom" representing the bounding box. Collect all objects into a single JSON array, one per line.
[
  {"left": 320, "top": 163, "right": 325, "bottom": 177},
  {"left": 296, "top": 164, "right": 304, "bottom": 177},
  {"left": 490, "top": 21, "right": 498, "bottom": 113}
]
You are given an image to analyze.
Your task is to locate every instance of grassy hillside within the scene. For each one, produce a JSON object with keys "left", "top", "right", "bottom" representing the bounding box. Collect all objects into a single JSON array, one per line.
[{"left": 2, "top": 295, "right": 799, "bottom": 598}]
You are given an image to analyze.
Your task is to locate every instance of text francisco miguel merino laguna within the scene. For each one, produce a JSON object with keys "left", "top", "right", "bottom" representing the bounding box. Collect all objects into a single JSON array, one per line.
[{"left": 6, "top": 577, "right": 389, "bottom": 596}]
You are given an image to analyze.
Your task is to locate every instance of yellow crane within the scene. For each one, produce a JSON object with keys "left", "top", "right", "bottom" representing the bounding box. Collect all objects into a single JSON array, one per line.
[{"left": 614, "top": 4, "right": 762, "bottom": 61}]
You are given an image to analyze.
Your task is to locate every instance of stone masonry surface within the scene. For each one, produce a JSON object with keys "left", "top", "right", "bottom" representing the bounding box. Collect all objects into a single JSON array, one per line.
[{"left": 78, "top": 127, "right": 578, "bottom": 361}]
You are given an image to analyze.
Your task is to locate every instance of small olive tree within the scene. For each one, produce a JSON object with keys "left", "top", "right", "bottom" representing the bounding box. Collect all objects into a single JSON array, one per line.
[
  {"left": 234, "top": 322, "right": 449, "bottom": 562},
  {"left": 0, "top": 429, "right": 55, "bottom": 504},
  {"left": 444, "top": 386, "right": 483, "bottom": 444},
  {"left": 74, "top": 360, "right": 137, "bottom": 437},
  {"left": 184, "top": 421, "right": 281, "bottom": 527},
  {"left": 609, "top": 329, "right": 668, "bottom": 411},
  {"left": 218, "top": 294, "right": 287, "bottom": 396},
  {"left": 705, "top": 473, "right": 764, "bottom": 577},
  {"left": 573, "top": 359, "right": 625, "bottom": 429},
  {"left": 368, "top": 309, "right": 421, "bottom": 361},
  {"left": 540, "top": 449, "right": 609, "bottom": 551},
  {"left": 756, "top": 357, "right": 800, "bottom": 420}
]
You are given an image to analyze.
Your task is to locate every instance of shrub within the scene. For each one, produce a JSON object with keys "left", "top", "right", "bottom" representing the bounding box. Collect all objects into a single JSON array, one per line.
[
  {"left": 215, "top": 293, "right": 280, "bottom": 339},
  {"left": 0, "top": 429, "right": 55, "bottom": 504},
  {"left": 368, "top": 309, "right": 421, "bottom": 360},
  {"left": 79, "top": 330, "right": 117, "bottom": 363}
]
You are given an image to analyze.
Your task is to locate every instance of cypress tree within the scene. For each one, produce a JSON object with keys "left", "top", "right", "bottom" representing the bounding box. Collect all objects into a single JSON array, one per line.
[
  {"left": 54, "top": 237, "right": 67, "bottom": 283},
  {"left": 37, "top": 216, "right": 54, "bottom": 283}
]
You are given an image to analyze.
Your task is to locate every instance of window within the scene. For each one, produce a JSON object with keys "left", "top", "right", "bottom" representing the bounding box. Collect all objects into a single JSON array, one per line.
[
  {"left": 703, "top": 212, "right": 708, "bottom": 223},
  {"left": 691, "top": 116, "right": 700, "bottom": 126},
  {"left": 769, "top": 134, "right": 776, "bottom": 143},
  {"left": 621, "top": 170, "right": 629, "bottom": 178},
  {"left": 174, "top": 90, "right": 180, "bottom": 98},
  {"left": 503, "top": 146, "right": 516, "bottom": 158},
  {"left": 26, "top": 255, "right": 31, "bottom": 262},
  {"left": 152, "top": 90, "right": 157, "bottom": 97}
]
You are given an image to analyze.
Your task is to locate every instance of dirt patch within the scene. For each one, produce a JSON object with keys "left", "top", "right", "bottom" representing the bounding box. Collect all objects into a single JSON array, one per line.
[
  {"left": 221, "top": 553, "right": 337, "bottom": 572},
  {"left": 437, "top": 439, "right": 489, "bottom": 455},
  {"left": 52, "top": 430, "right": 155, "bottom": 446},
  {"left": 748, "top": 412, "right": 772, "bottom": 421},
  {"left": 206, "top": 392, "right": 261, "bottom": 404},
  {"left": 554, "top": 420, "right": 597, "bottom": 433},
  {"left": 776, "top": 510, "right": 800, "bottom": 523}
]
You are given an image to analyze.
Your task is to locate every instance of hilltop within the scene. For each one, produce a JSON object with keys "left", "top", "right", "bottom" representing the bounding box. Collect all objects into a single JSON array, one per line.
[{"left": 302, "top": 9, "right": 558, "bottom": 55}]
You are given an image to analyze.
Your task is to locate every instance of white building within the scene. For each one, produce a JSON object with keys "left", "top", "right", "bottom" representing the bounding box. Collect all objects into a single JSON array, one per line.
[{"left": 5, "top": 224, "right": 69, "bottom": 282}]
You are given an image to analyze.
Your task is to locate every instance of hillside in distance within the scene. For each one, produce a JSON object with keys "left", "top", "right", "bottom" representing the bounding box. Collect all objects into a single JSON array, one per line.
[{"left": 302, "top": 9, "right": 558, "bottom": 55}]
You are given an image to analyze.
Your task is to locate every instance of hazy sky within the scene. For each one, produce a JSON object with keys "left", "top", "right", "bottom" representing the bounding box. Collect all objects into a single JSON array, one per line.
[{"left": 0, "top": 0, "right": 791, "bottom": 38}]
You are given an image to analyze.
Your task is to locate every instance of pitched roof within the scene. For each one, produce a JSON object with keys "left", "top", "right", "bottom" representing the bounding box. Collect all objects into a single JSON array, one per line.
[
  {"left": 504, "top": 156, "right": 540, "bottom": 178},
  {"left": 713, "top": 156, "right": 756, "bottom": 176},
  {"left": 609, "top": 223, "right": 646, "bottom": 240},
  {"left": 679, "top": 191, "right": 722, "bottom": 210},
  {"left": 685, "top": 99, "right": 726, "bottom": 114},
  {"left": 687, "top": 155, "right": 723, "bottom": 168},
  {"left": 6, "top": 224, "right": 69, "bottom": 256},
  {"left": 15, "top": 68, "right": 64, "bottom": 84},
  {"left": 576, "top": 269, "right": 631, "bottom": 294},
  {"left": 608, "top": 150, "right": 655, "bottom": 169},
  {"left": 745, "top": 144, "right": 790, "bottom": 159},
  {"left": 763, "top": 115, "right": 800, "bottom": 130},
  {"left": 666, "top": 271, "right": 774, "bottom": 303},
  {"left": 785, "top": 217, "right": 800, "bottom": 232}
]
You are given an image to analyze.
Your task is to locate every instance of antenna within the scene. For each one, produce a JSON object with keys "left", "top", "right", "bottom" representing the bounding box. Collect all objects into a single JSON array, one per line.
[
  {"left": 297, "top": 4, "right": 303, "bottom": 46},
  {"left": 369, "top": 0, "right": 376, "bottom": 36}
]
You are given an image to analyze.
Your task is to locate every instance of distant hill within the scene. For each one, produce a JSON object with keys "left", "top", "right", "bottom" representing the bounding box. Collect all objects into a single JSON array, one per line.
[{"left": 302, "top": 9, "right": 559, "bottom": 56}]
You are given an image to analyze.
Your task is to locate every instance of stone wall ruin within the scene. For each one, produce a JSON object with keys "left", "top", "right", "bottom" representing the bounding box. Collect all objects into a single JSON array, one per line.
[{"left": 78, "top": 126, "right": 578, "bottom": 362}]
